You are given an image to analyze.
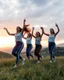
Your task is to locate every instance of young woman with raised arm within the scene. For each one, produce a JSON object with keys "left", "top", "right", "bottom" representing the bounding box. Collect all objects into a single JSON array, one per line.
[
  {"left": 4, "top": 19, "right": 30, "bottom": 68},
  {"left": 32, "top": 27, "right": 44, "bottom": 63},
  {"left": 43, "top": 23, "right": 60, "bottom": 63}
]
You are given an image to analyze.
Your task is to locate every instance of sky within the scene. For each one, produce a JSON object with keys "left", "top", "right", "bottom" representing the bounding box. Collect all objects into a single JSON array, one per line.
[{"left": 0, "top": 0, "right": 64, "bottom": 53}]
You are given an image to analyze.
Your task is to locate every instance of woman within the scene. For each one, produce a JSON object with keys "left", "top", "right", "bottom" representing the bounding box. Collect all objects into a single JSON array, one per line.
[
  {"left": 32, "top": 27, "right": 44, "bottom": 63},
  {"left": 23, "top": 31, "right": 34, "bottom": 60},
  {"left": 43, "top": 23, "right": 60, "bottom": 63},
  {"left": 4, "top": 19, "right": 30, "bottom": 68}
]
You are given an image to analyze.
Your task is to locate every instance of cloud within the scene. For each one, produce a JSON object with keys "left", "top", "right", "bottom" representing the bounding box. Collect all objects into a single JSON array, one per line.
[{"left": 0, "top": 0, "right": 64, "bottom": 40}]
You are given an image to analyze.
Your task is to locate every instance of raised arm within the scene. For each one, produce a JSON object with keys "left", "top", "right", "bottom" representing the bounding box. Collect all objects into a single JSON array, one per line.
[
  {"left": 40, "top": 27, "right": 44, "bottom": 38},
  {"left": 32, "top": 27, "right": 36, "bottom": 38},
  {"left": 55, "top": 23, "right": 60, "bottom": 36},
  {"left": 22, "top": 19, "right": 26, "bottom": 33},
  {"left": 22, "top": 32, "right": 27, "bottom": 39},
  {"left": 44, "top": 32, "right": 49, "bottom": 36},
  {"left": 22, "top": 19, "right": 30, "bottom": 33},
  {"left": 23, "top": 19, "right": 26, "bottom": 29},
  {"left": 43, "top": 28, "right": 49, "bottom": 36},
  {"left": 4, "top": 28, "right": 15, "bottom": 36}
]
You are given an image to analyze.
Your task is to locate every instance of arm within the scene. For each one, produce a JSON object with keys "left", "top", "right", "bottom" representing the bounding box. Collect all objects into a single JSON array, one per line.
[
  {"left": 40, "top": 27, "right": 44, "bottom": 38},
  {"left": 23, "top": 19, "right": 26, "bottom": 29},
  {"left": 44, "top": 32, "right": 49, "bottom": 36},
  {"left": 43, "top": 28, "right": 49, "bottom": 36},
  {"left": 22, "top": 19, "right": 26, "bottom": 33},
  {"left": 32, "top": 27, "right": 36, "bottom": 38},
  {"left": 55, "top": 23, "right": 60, "bottom": 36},
  {"left": 22, "top": 19, "right": 30, "bottom": 33},
  {"left": 23, "top": 36, "right": 27, "bottom": 39},
  {"left": 22, "top": 19, "right": 26, "bottom": 34},
  {"left": 4, "top": 28, "right": 15, "bottom": 36},
  {"left": 22, "top": 32, "right": 27, "bottom": 39}
]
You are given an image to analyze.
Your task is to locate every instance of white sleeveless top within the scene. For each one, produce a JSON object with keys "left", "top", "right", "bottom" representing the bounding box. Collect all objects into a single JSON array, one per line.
[
  {"left": 48, "top": 35, "right": 55, "bottom": 42},
  {"left": 35, "top": 37, "right": 41, "bottom": 45},
  {"left": 26, "top": 38, "right": 32, "bottom": 44},
  {"left": 15, "top": 32, "right": 22, "bottom": 42}
]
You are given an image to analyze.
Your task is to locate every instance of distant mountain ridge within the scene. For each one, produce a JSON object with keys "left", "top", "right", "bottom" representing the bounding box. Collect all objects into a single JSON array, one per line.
[
  {"left": 57, "top": 43, "right": 64, "bottom": 47},
  {"left": 41, "top": 47, "right": 64, "bottom": 57},
  {"left": 0, "top": 47, "right": 64, "bottom": 59}
]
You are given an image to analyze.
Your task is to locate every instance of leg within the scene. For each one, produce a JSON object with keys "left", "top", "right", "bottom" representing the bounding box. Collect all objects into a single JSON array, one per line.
[
  {"left": 16, "top": 43, "right": 24, "bottom": 65},
  {"left": 30, "top": 54, "right": 34, "bottom": 59},
  {"left": 26, "top": 44, "right": 32, "bottom": 59},
  {"left": 51, "top": 43, "right": 55, "bottom": 59},
  {"left": 37, "top": 45, "right": 42, "bottom": 60},
  {"left": 34, "top": 45, "right": 38, "bottom": 57},
  {"left": 12, "top": 45, "right": 18, "bottom": 57},
  {"left": 28, "top": 44, "right": 33, "bottom": 59},
  {"left": 29, "top": 45, "right": 34, "bottom": 59},
  {"left": 49, "top": 43, "right": 53, "bottom": 61},
  {"left": 26, "top": 46, "right": 30, "bottom": 59}
]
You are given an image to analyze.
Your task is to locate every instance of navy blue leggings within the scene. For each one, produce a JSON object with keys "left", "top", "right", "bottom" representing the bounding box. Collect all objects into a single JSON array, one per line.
[
  {"left": 49, "top": 42, "right": 55, "bottom": 61},
  {"left": 12, "top": 41, "right": 24, "bottom": 65},
  {"left": 26, "top": 44, "right": 32, "bottom": 58}
]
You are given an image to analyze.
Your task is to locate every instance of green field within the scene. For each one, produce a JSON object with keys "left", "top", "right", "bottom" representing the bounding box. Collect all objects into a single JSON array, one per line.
[
  {"left": 0, "top": 47, "right": 64, "bottom": 80},
  {"left": 0, "top": 57, "right": 64, "bottom": 80}
]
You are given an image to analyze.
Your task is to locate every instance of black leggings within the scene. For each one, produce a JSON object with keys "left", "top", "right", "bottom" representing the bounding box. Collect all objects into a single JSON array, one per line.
[{"left": 34, "top": 44, "right": 42, "bottom": 60}]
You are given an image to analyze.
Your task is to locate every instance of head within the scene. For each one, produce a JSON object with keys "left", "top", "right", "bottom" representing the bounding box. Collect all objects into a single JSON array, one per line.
[
  {"left": 27, "top": 33, "right": 32, "bottom": 37},
  {"left": 36, "top": 32, "right": 40, "bottom": 37},
  {"left": 16, "top": 26, "right": 22, "bottom": 33},
  {"left": 50, "top": 28, "right": 55, "bottom": 34}
]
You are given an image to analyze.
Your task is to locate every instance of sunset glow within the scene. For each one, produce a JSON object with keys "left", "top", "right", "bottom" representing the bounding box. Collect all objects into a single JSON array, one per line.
[
  {"left": 0, "top": 0, "right": 64, "bottom": 53},
  {"left": 0, "top": 37, "right": 15, "bottom": 48}
]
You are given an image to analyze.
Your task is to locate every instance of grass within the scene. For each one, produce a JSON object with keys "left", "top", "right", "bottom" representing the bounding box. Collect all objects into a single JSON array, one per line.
[{"left": 0, "top": 57, "right": 64, "bottom": 80}]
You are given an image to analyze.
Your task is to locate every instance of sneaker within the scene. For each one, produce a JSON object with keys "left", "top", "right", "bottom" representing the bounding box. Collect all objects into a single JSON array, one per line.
[
  {"left": 22, "top": 59, "right": 25, "bottom": 65},
  {"left": 41, "top": 56, "right": 44, "bottom": 61},
  {"left": 50, "top": 60, "right": 52, "bottom": 63},
  {"left": 37, "top": 61, "right": 40, "bottom": 64},
  {"left": 13, "top": 65, "right": 18, "bottom": 68}
]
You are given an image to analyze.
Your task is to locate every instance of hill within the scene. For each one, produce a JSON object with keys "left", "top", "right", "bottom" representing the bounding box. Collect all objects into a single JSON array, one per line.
[
  {"left": 0, "top": 51, "right": 13, "bottom": 59},
  {"left": 0, "top": 48, "right": 64, "bottom": 80},
  {"left": 41, "top": 47, "right": 64, "bottom": 57},
  {"left": 58, "top": 43, "right": 64, "bottom": 47},
  {"left": 0, "top": 47, "right": 64, "bottom": 59},
  {"left": 0, "top": 57, "right": 64, "bottom": 80}
]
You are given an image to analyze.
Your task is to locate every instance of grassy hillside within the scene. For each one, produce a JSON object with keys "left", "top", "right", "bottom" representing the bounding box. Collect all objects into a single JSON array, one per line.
[
  {"left": 0, "top": 51, "right": 13, "bottom": 59},
  {"left": 41, "top": 47, "right": 64, "bottom": 57},
  {"left": 58, "top": 43, "right": 64, "bottom": 47},
  {"left": 0, "top": 47, "right": 64, "bottom": 80},
  {"left": 0, "top": 57, "right": 64, "bottom": 80},
  {"left": 0, "top": 47, "right": 64, "bottom": 59}
]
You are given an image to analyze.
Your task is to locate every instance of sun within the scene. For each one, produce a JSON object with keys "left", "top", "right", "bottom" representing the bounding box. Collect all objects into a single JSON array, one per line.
[{"left": 0, "top": 37, "right": 15, "bottom": 48}]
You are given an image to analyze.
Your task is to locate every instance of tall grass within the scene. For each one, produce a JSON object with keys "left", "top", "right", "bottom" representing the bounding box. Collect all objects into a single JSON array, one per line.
[{"left": 0, "top": 57, "right": 64, "bottom": 80}]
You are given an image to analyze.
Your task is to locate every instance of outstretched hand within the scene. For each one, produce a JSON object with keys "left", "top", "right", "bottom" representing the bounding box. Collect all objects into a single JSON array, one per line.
[
  {"left": 41, "top": 27, "right": 44, "bottom": 32},
  {"left": 55, "top": 23, "right": 58, "bottom": 27},
  {"left": 32, "top": 27, "right": 34, "bottom": 30},
  {"left": 24, "top": 19, "right": 26, "bottom": 22},
  {"left": 4, "top": 28, "right": 7, "bottom": 30},
  {"left": 40, "top": 27, "right": 43, "bottom": 29}
]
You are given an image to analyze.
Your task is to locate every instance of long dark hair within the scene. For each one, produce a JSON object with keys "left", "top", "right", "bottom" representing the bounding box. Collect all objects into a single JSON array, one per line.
[
  {"left": 36, "top": 32, "right": 41, "bottom": 40},
  {"left": 50, "top": 28, "right": 55, "bottom": 34},
  {"left": 24, "top": 25, "right": 31, "bottom": 33},
  {"left": 16, "top": 26, "right": 22, "bottom": 32}
]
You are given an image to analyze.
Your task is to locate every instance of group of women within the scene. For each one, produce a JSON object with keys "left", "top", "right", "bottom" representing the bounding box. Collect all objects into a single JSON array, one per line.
[{"left": 4, "top": 19, "right": 60, "bottom": 68}]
